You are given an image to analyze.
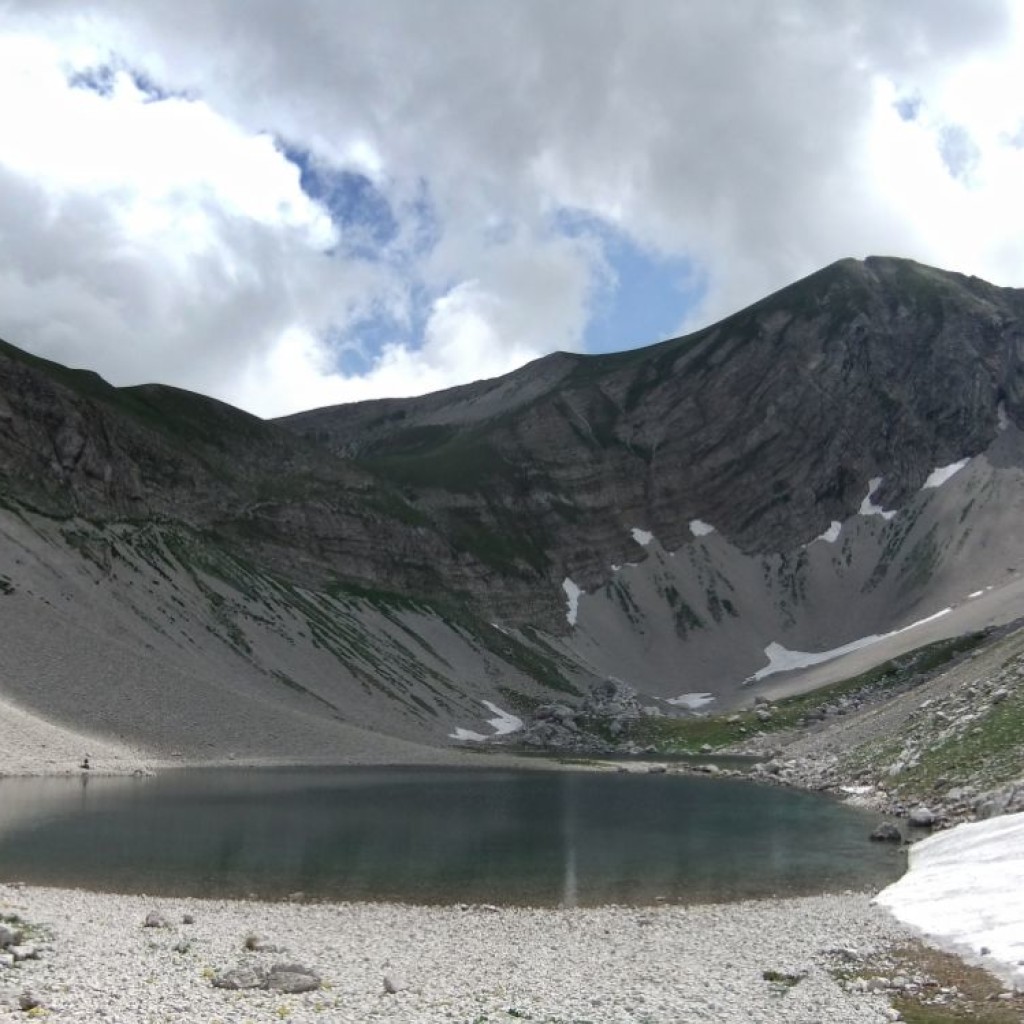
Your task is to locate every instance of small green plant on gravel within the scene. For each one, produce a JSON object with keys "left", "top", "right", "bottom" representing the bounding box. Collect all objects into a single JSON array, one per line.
[
  {"left": 762, "top": 969, "right": 803, "bottom": 989},
  {"left": 1, "top": 911, "right": 49, "bottom": 943},
  {"left": 886, "top": 669, "right": 1024, "bottom": 799},
  {"left": 831, "top": 942, "right": 1023, "bottom": 1024}
]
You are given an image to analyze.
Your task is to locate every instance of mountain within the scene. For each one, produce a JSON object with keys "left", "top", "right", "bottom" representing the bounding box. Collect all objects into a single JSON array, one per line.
[{"left": 3, "top": 255, "right": 1024, "bottom": 768}]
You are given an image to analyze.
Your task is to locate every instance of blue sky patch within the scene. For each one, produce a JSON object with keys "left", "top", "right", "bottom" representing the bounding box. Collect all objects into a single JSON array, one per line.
[
  {"left": 281, "top": 144, "right": 398, "bottom": 255},
  {"left": 68, "top": 64, "right": 117, "bottom": 97},
  {"left": 68, "top": 62, "right": 190, "bottom": 102},
  {"left": 557, "top": 211, "right": 705, "bottom": 355},
  {"left": 894, "top": 94, "right": 922, "bottom": 122},
  {"left": 938, "top": 124, "right": 980, "bottom": 182},
  {"left": 327, "top": 283, "right": 435, "bottom": 377}
]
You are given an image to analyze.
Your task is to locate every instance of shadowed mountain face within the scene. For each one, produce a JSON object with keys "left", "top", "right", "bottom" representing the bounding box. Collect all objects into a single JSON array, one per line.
[
  {"left": 283, "top": 257, "right": 1024, "bottom": 592},
  {"left": 4, "top": 255, "right": 1024, "bottom": 756}
]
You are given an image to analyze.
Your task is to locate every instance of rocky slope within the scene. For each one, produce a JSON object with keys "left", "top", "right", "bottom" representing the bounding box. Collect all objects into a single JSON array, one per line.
[
  {"left": 738, "top": 620, "right": 1024, "bottom": 827},
  {"left": 4, "top": 256, "right": 1024, "bottom": 760},
  {"left": 284, "top": 256, "right": 1024, "bottom": 584}
]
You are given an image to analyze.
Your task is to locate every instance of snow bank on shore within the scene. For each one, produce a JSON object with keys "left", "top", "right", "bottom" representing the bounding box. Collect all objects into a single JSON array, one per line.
[{"left": 876, "top": 811, "right": 1024, "bottom": 987}]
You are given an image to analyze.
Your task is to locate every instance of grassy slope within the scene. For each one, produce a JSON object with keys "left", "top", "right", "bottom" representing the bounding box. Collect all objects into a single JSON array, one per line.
[{"left": 623, "top": 632, "right": 992, "bottom": 753}]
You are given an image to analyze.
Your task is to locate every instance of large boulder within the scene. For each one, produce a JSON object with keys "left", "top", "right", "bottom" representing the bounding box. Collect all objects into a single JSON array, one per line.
[
  {"left": 908, "top": 806, "right": 936, "bottom": 827},
  {"left": 870, "top": 823, "right": 903, "bottom": 843},
  {"left": 583, "top": 680, "right": 643, "bottom": 720},
  {"left": 212, "top": 967, "right": 267, "bottom": 990},
  {"left": 534, "top": 703, "right": 576, "bottom": 723},
  {"left": 267, "top": 963, "right": 321, "bottom": 994},
  {"left": 383, "top": 970, "right": 409, "bottom": 994}
]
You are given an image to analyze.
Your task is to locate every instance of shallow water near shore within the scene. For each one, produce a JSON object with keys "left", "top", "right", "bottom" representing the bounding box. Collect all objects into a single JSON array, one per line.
[{"left": 0, "top": 766, "right": 904, "bottom": 905}]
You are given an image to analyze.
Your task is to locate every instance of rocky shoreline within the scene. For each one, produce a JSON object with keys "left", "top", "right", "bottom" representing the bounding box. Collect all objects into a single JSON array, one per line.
[
  {"left": 3, "top": 631, "right": 1024, "bottom": 1020},
  {"left": 1, "top": 882, "right": 924, "bottom": 1024},
  {"left": 499, "top": 627, "right": 1024, "bottom": 841}
]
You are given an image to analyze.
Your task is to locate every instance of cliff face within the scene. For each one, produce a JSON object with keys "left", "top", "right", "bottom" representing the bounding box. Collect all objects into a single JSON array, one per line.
[
  {"left": 4, "top": 255, "right": 1024, "bottom": 755},
  {"left": 282, "top": 257, "right": 1024, "bottom": 611},
  {"left": 7, "top": 256, "right": 1024, "bottom": 626}
]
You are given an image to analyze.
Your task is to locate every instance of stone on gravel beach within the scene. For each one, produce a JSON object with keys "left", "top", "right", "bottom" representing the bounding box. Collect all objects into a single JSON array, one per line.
[
  {"left": 267, "top": 963, "right": 321, "bottom": 993},
  {"left": 383, "top": 969, "right": 409, "bottom": 994}
]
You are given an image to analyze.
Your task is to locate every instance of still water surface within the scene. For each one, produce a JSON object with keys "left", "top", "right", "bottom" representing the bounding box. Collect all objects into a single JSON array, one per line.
[{"left": 0, "top": 767, "right": 904, "bottom": 905}]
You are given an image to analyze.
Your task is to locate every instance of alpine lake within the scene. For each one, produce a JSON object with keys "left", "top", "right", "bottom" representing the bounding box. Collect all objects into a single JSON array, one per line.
[{"left": 0, "top": 766, "right": 904, "bottom": 906}]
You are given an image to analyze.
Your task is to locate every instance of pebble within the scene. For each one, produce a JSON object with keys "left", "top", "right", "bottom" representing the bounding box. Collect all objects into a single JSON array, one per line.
[{"left": 383, "top": 969, "right": 408, "bottom": 994}]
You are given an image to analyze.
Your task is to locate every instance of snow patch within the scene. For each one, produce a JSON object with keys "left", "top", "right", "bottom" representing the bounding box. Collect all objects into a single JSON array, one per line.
[
  {"left": 449, "top": 700, "right": 524, "bottom": 742},
  {"left": 876, "top": 812, "right": 1024, "bottom": 987},
  {"left": 859, "top": 476, "right": 897, "bottom": 520},
  {"left": 562, "top": 577, "right": 582, "bottom": 626},
  {"left": 746, "top": 607, "right": 952, "bottom": 683},
  {"left": 666, "top": 692, "right": 715, "bottom": 710},
  {"left": 630, "top": 527, "right": 654, "bottom": 547},
  {"left": 968, "top": 590, "right": 984, "bottom": 599},
  {"left": 815, "top": 521, "right": 842, "bottom": 544},
  {"left": 689, "top": 519, "right": 715, "bottom": 537},
  {"left": 922, "top": 458, "right": 969, "bottom": 489},
  {"left": 998, "top": 401, "right": 1010, "bottom": 432},
  {"left": 449, "top": 727, "right": 488, "bottom": 742},
  {"left": 480, "top": 700, "right": 523, "bottom": 736}
]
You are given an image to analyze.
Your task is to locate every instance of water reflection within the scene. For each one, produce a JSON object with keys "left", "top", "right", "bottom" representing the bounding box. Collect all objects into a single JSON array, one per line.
[
  {"left": 0, "top": 768, "right": 904, "bottom": 905},
  {"left": 0, "top": 774, "right": 141, "bottom": 832}
]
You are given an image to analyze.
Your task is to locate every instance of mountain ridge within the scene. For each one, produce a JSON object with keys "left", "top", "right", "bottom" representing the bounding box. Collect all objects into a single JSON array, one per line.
[{"left": 4, "top": 255, "right": 1024, "bottom": 763}]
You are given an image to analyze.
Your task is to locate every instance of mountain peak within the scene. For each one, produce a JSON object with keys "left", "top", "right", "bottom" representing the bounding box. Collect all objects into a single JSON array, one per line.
[{"left": 4, "top": 257, "right": 1024, "bottom": 762}]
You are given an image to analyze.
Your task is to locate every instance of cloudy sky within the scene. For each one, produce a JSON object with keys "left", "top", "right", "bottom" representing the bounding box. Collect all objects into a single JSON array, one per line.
[{"left": 0, "top": 1, "right": 1022, "bottom": 417}]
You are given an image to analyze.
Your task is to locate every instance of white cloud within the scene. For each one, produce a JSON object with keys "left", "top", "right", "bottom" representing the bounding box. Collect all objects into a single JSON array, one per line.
[
  {"left": 0, "top": 2, "right": 1021, "bottom": 416},
  {"left": 231, "top": 229, "right": 601, "bottom": 415},
  {"left": 0, "top": 32, "right": 388, "bottom": 405}
]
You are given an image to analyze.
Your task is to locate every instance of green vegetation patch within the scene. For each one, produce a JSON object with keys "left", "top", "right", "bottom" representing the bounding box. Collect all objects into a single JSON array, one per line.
[
  {"left": 1, "top": 911, "right": 50, "bottom": 944},
  {"left": 496, "top": 688, "right": 548, "bottom": 714},
  {"left": 832, "top": 941, "right": 1023, "bottom": 1024},
  {"left": 448, "top": 514, "right": 550, "bottom": 574},
  {"left": 886, "top": 666, "right": 1024, "bottom": 799},
  {"left": 361, "top": 429, "right": 506, "bottom": 492},
  {"left": 627, "top": 632, "right": 991, "bottom": 753}
]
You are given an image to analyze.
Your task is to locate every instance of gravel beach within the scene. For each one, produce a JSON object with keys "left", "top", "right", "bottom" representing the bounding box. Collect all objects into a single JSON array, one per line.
[{"left": 0, "top": 883, "right": 912, "bottom": 1023}]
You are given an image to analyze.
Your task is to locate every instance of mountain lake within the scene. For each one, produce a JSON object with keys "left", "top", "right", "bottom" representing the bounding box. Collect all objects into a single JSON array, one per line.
[{"left": 0, "top": 767, "right": 905, "bottom": 905}]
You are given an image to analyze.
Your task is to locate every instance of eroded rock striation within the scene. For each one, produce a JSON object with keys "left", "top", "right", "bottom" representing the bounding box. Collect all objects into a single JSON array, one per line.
[{"left": 5, "top": 256, "right": 1024, "bottom": 758}]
